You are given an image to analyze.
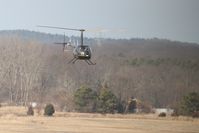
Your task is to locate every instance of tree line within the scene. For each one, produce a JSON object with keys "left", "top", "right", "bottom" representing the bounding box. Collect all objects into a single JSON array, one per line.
[{"left": 0, "top": 36, "right": 198, "bottom": 116}]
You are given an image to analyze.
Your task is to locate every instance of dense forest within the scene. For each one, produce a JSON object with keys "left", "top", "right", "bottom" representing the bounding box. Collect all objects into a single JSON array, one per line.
[{"left": 0, "top": 30, "right": 199, "bottom": 112}]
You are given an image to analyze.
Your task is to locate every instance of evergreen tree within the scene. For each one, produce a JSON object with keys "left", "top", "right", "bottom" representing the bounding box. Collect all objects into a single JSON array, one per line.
[
  {"left": 181, "top": 92, "right": 199, "bottom": 116},
  {"left": 96, "top": 89, "right": 118, "bottom": 113},
  {"left": 74, "top": 86, "right": 97, "bottom": 112}
]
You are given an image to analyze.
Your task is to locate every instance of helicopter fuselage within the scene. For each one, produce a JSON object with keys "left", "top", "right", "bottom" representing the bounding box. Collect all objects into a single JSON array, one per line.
[{"left": 73, "top": 45, "right": 91, "bottom": 60}]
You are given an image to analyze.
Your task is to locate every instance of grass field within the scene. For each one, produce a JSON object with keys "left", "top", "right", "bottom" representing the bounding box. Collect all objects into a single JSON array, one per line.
[{"left": 0, "top": 106, "right": 199, "bottom": 133}]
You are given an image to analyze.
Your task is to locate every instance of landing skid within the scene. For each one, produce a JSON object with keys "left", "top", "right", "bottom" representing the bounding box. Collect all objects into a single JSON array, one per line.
[
  {"left": 68, "top": 58, "right": 96, "bottom": 65},
  {"left": 85, "top": 60, "right": 96, "bottom": 65},
  {"left": 68, "top": 57, "right": 78, "bottom": 64}
]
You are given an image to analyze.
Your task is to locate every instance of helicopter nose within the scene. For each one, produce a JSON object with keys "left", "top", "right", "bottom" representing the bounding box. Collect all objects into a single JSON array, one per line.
[{"left": 80, "top": 51, "right": 85, "bottom": 55}]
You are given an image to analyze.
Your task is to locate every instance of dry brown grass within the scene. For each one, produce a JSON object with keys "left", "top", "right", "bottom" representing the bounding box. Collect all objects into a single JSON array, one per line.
[{"left": 0, "top": 106, "right": 198, "bottom": 133}]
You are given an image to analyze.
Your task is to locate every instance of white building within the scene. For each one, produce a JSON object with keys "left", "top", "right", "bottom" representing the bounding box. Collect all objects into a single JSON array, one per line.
[{"left": 154, "top": 108, "right": 174, "bottom": 115}]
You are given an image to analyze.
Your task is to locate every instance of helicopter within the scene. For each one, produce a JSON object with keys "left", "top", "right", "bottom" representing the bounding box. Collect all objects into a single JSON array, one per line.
[{"left": 38, "top": 25, "right": 96, "bottom": 65}]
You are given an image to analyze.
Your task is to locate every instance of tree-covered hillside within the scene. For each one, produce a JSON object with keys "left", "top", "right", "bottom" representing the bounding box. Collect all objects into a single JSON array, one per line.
[{"left": 0, "top": 30, "right": 199, "bottom": 111}]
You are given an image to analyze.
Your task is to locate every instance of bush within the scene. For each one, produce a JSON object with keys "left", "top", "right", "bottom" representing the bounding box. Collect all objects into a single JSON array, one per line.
[
  {"left": 158, "top": 112, "right": 166, "bottom": 117},
  {"left": 181, "top": 92, "right": 199, "bottom": 116},
  {"left": 74, "top": 86, "right": 97, "bottom": 112},
  {"left": 171, "top": 106, "right": 180, "bottom": 117},
  {"left": 139, "top": 101, "right": 152, "bottom": 113},
  {"left": 125, "top": 97, "right": 137, "bottom": 113},
  {"left": 96, "top": 89, "right": 118, "bottom": 113},
  {"left": 27, "top": 106, "right": 34, "bottom": 116},
  {"left": 117, "top": 101, "right": 126, "bottom": 113},
  {"left": 44, "top": 104, "right": 55, "bottom": 116},
  {"left": 192, "top": 111, "right": 199, "bottom": 118},
  {"left": 171, "top": 111, "right": 179, "bottom": 117}
]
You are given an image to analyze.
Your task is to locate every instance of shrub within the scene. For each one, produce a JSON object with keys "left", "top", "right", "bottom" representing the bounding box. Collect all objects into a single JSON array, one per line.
[
  {"left": 192, "top": 111, "right": 199, "bottom": 118},
  {"left": 171, "top": 112, "right": 179, "bottom": 117},
  {"left": 125, "top": 97, "right": 137, "bottom": 113},
  {"left": 74, "top": 86, "right": 97, "bottom": 112},
  {"left": 158, "top": 112, "right": 166, "bottom": 117},
  {"left": 125, "top": 98, "right": 152, "bottom": 113},
  {"left": 170, "top": 103, "right": 180, "bottom": 117},
  {"left": 139, "top": 101, "right": 152, "bottom": 113},
  {"left": 181, "top": 92, "right": 199, "bottom": 116},
  {"left": 117, "top": 101, "right": 126, "bottom": 113},
  {"left": 171, "top": 107, "right": 180, "bottom": 117},
  {"left": 44, "top": 104, "right": 55, "bottom": 116},
  {"left": 27, "top": 106, "right": 34, "bottom": 116},
  {"left": 96, "top": 89, "right": 118, "bottom": 113}
]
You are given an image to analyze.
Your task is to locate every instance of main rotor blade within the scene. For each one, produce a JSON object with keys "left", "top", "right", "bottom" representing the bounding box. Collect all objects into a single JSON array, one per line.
[
  {"left": 37, "top": 25, "right": 85, "bottom": 32},
  {"left": 86, "top": 28, "right": 126, "bottom": 33},
  {"left": 54, "top": 42, "right": 68, "bottom": 45}
]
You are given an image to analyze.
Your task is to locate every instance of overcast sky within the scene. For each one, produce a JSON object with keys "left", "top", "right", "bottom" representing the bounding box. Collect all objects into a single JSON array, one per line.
[{"left": 0, "top": 0, "right": 198, "bottom": 43}]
